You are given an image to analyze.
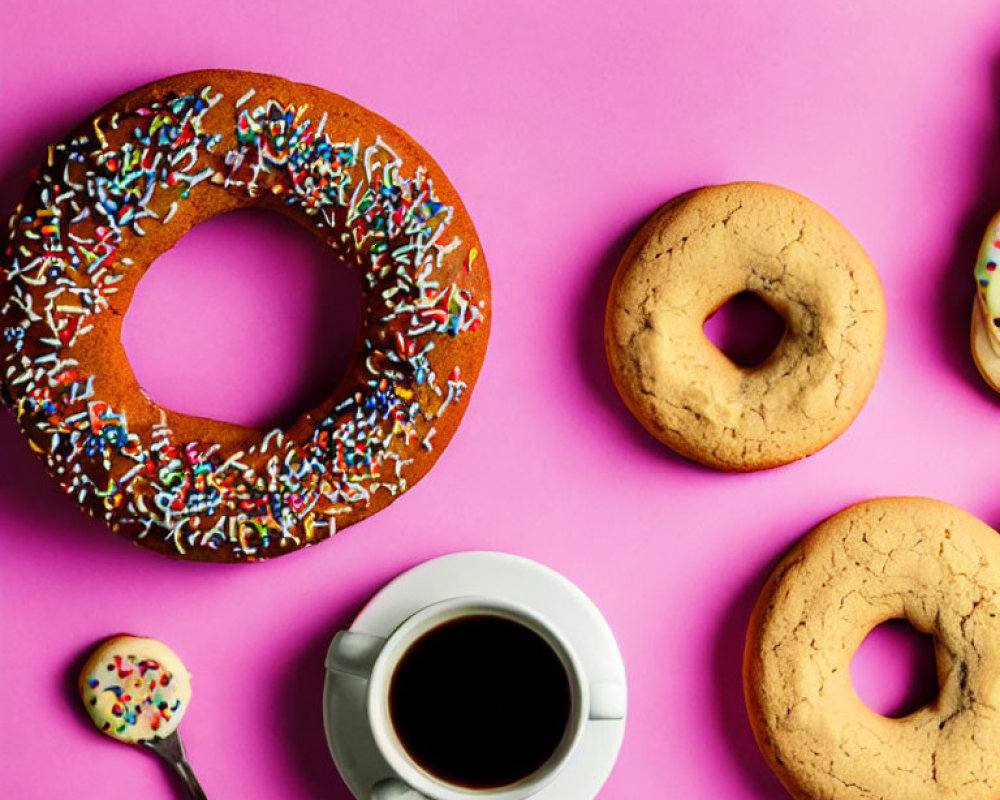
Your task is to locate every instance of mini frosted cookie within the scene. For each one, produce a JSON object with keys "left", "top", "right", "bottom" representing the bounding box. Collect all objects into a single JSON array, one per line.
[
  {"left": 971, "top": 211, "right": 1000, "bottom": 391},
  {"left": 744, "top": 497, "right": 1000, "bottom": 800},
  {"left": 604, "top": 183, "right": 886, "bottom": 471},
  {"left": 0, "top": 70, "right": 490, "bottom": 561},
  {"left": 79, "top": 635, "right": 191, "bottom": 743}
]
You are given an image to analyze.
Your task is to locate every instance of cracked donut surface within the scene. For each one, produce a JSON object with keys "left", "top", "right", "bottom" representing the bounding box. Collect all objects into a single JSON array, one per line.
[
  {"left": 604, "top": 182, "right": 885, "bottom": 471},
  {"left": 744, "top": 497, "right": 1000, "bottom": 800}
]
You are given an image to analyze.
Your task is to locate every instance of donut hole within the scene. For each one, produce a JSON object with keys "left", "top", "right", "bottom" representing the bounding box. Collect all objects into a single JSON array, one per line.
[
  {"left": 121, "top": 208, "right": 363, "bottom": 429},
  {"left": 702, "top": 291, "right": 786, "bottom": 367},
  {"left": 851, "top": 619, "right": 939, "bottom": 718}
]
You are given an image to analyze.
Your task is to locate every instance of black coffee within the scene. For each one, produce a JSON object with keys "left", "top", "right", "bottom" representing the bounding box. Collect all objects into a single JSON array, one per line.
[{"left": 388, "top": 614, "right": 571, "bottom": 789}]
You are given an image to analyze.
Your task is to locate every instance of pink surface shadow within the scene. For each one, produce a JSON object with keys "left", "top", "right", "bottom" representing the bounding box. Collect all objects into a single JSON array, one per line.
[{"left": 712, "top": 565, "right": 789, "bottom": 799}]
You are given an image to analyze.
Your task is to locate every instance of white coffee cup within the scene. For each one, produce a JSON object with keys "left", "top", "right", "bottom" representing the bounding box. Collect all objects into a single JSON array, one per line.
[{"left": 325, "top": 595, "right": 626, "bottom": 800}]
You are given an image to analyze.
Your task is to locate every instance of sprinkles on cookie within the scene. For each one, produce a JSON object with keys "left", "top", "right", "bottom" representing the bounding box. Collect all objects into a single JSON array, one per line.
[{"left": 79, "top": 635, "right": 192, "bottom": 744}]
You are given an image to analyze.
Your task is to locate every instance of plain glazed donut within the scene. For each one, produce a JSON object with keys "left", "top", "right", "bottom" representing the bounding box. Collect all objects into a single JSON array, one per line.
[
  {"left": 744, "top": 497, "right": 1000, "bottom": 800},
  {"left": 0, "top": 70, "right": 490, "bottom": 562},
  {"left": 604, "top": 182, "right": 886, "bottom": 471}
]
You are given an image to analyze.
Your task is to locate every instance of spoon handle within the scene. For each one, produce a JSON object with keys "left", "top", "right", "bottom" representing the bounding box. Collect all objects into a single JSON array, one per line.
[{"left": 143, "top": 731, "right": 208, "bottom": 800}]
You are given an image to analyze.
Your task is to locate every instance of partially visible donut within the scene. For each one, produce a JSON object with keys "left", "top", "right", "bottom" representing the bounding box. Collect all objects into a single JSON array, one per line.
[
  {"left": 0, "top": 71, "right": 490, "bottom": 561},
  {"left": 744, "top": 497, "right": 1000, "bottom": 800},
  {"left": 604, "top": 183, "right": 886, "bottom": 471},
  {"left": 971, "top": 211, "right": 1000, "bottom": 392}
]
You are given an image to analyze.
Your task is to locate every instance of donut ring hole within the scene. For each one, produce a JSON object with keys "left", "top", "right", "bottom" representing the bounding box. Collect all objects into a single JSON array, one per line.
[
  {"left": 850, "top": 617, "right": 939, "bottom": 719},
  {"left": 702, "top": 290, "right": 787, "bottom": 368},
  {"left": 121, "top": 207, "right": 363, "bottom": 429}
]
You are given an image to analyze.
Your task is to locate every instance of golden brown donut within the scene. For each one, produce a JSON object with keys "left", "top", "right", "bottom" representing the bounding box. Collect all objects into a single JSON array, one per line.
[
  {"left": 744, "top": 497, "right": 1000, "bottom": 800},
  {"left": 0, "top": 70, "right": 490, "bottom": 561},
  {"left": 604, "top": 183, "right": 885, "bottom": 471}
]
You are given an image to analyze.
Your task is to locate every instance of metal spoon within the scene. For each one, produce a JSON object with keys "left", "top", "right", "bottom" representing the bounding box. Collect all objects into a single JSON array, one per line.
[{"left": 143, "top": 730, "right": 208, "bottom": 800}]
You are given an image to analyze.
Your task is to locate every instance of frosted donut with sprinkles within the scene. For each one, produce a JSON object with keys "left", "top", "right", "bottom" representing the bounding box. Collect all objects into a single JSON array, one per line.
[
  {"left": 971, "top": 211, "right": 1000, "bottom": 392},
  {"left": 0, "top": 71, "right": 490, "bottom": 562}
]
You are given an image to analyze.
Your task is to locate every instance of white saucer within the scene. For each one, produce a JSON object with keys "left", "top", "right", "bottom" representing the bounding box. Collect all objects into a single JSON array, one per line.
[{"left": 323, "top": 551, "right": 627, "bottom": 800}]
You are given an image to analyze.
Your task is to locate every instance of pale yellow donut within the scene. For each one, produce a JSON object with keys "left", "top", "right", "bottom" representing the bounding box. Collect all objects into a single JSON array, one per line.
[
  {"left": 605, "top": 183, "right": 886, "bottom": 471},
  {"left": 745, "top": 497, "right": 1000, "bottom": 800}
]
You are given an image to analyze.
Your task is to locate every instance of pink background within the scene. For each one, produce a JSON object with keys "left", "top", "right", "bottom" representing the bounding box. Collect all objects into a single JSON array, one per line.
[{"left": 2, "top": 1, "right": 1000, "bottom": 797}]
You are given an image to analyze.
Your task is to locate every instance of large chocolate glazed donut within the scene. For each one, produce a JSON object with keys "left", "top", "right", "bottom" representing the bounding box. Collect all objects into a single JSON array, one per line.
[{"left": 0, "top": 70, "right": 490, "bottom": 562}]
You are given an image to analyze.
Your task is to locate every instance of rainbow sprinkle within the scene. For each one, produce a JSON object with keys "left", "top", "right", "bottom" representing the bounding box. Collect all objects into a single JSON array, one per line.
[
  {"left": 82, "top": 653, "right": 184, "bottom": 739},
  {"left": 974, "top": 211, "right": 1000, "bottom": 338}
]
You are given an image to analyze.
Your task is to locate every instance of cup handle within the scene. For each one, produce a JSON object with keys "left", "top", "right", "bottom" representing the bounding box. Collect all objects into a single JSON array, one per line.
[
  {"left": 325, "top": 631, "right": 387, "bottom": 680},
  {"left": 370, "top": 777, "right": 430, "bottom": 800},
  {"left": 588, "top": 680, "right": 626, "bottom": 720}
]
